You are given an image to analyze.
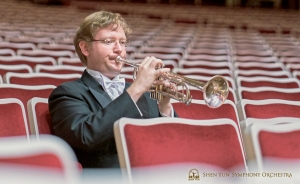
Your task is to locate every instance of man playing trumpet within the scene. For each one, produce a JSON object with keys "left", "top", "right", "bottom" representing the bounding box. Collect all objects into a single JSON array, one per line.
[{"left": 48, "top": 10, "right": 177, "bottom": 169}]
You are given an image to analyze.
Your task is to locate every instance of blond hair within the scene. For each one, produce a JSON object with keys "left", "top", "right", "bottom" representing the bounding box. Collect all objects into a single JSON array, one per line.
[{"left": 74, "top": 11, "right": 132, "bottom": 66}]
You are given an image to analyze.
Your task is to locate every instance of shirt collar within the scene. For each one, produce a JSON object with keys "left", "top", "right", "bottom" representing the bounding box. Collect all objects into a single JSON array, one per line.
[{"left": 86, "top": 68, "right": 123, "bottom": 91}]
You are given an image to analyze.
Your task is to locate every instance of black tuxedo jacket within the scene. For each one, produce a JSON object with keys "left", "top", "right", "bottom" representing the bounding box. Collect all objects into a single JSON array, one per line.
[{"left": 49, "top": 70, "right": 177, "bottom": 168}]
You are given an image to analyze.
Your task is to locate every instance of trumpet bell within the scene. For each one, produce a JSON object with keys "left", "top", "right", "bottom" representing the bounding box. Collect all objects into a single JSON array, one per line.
[{"left": 204, "top": 76, "right": 229, "bottom": 108}]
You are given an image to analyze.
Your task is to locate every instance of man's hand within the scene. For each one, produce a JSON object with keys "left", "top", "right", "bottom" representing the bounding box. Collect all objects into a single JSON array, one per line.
[
  {"left": 156, "top": 80, "right": 176, "bottom": 117},
  {"left": 127, "top": 56, "right": 170, "bottom": 102}
]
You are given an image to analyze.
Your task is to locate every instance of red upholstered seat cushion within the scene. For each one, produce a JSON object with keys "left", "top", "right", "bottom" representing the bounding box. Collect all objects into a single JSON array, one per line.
[
  {"left": 242, "top": 91, "right": 300, "bottom": 101},
  {"left": 259, "top": 130, "right": 300, "bottom": 158},
  {"left": 245, "top": 104, "right": 300, "bottom": 119},
  {"left": 0, "top": 103, "right": 27, "bottom": 137},
  {"left": 241, "top": 81, "right": 299, "bottom": 88},
  {"left": 0, "top": 153, "right": 63, "bottom": 170},
  {"left": 124, "top": 123, "right": 244, "bottom": 170},
  {"left": 172, "top": 103, "right": 239, "bottom": 125}
]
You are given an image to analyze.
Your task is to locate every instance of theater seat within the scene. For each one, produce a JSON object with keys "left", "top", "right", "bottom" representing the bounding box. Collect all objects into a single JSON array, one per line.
[
  {"left": 114, "top": 117, "right": 247, "bottom": 183},
  {"left": 0, "top": 135, "right": 81, "bottom": 184},
  {"left": 250, "top": 122, "right": 300, "bottom": 172}
]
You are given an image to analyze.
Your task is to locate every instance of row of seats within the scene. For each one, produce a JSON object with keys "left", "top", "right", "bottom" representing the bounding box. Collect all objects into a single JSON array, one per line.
[
  {"left": 0, "top": 1, "right": 84, "bottom": 179},
  {"left": 2, "top": 85, "right": 300, "bottom": 173},
  {"left": 3, "top": 113, "right": 299, "bottom": 183},
  {"left": 0, "top": 0, "right": 300, "bottom": 183},
  {"left": 114, "top": 116, "right": 300, "bottom": 183}
]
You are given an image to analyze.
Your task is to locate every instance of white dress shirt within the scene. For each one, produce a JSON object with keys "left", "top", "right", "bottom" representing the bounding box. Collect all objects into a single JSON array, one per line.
[{"left": 86, "top": 68, "right": 174, "bottom": 117}]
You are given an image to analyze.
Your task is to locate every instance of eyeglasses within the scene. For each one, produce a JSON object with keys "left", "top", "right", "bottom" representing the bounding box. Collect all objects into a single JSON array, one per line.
[{"left": 90, "top": 38, "right": 130, "bottom": 47}]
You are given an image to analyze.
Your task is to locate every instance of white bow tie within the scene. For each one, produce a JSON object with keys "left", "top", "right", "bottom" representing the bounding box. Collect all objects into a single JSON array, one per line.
[{"left": 104, "top": 78, "right": 125, "bottom": 94}]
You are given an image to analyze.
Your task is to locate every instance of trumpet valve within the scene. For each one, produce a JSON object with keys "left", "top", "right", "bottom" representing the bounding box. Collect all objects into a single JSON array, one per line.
[{"left": 149, "top": 85, "right": 164, "bottom": 102}]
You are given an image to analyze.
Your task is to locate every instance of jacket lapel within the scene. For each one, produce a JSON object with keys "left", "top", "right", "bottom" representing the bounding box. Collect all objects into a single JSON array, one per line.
[
  {"left": 81, "top": 70, "right": 152, "bottom": 116},
  {"left": 81, "top": 70, "right": 112, "bottom": 108},
  {"left": 89, "top": 87, "right": 112, "bottom": 108}
]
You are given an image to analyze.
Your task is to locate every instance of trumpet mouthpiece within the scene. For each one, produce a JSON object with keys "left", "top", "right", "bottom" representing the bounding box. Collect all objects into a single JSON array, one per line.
[{"left": 116, "top": 56, "right": 123, "bottom": 63}]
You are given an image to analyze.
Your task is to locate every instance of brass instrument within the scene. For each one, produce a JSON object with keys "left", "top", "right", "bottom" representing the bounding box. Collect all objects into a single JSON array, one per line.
[{"left": 116, "top": 56, "right": 229, "bottom": 108}]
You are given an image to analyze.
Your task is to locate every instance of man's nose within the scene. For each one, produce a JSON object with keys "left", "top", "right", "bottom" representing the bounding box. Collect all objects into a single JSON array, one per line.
[{"left": 113, "top": 41, "right": 123, "bottom": 52}]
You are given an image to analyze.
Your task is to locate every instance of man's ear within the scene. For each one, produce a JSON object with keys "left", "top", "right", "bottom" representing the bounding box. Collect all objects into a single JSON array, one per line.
[{"left": 79, "top": 41, "right": 89, "bottom": 56}]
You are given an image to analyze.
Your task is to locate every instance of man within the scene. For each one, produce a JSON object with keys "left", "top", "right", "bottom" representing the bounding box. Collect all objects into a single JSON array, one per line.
[{"left": 48, "top": 11, "right": 177, "bottom": 168}]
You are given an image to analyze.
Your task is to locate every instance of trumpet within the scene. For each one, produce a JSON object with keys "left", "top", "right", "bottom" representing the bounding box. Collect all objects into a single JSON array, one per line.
[{"left": 116, "top": 56, "right": 229, "bottom": 108}]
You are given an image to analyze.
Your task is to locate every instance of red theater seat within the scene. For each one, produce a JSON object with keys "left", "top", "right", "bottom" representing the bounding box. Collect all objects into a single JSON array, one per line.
[
  {"left": 4, "top": 72, "right": 81, "bottom": 86},
  {"left": 0, "top": 64, "right": 33, "bottom": 77},
  {"left": 240, "top": 99, "right": 300, "bottom": 120},
  {"left": 237, "top": 76, "right": 300, "bottom": 88},
  {"left": 114, "top": 117, "right": 247, "bottom": 183},
  {"left": 250, "top": 123, "right": 300, "bottom": 172},
  {"left": 238, "top": 87, "right": 300, "bottom": 101},
  {"left": 27, "top": 97, "right": 52, "bottom": 139},
  {"left": 0, "top": 98, "right": 29, "bottom": 139},
  {"left": 0, "top": 84, "right": 55, "bottom": 126},
  {"left": 0, "top": 135, "right": 80, "bottom": 183},
  {"left": 34, "top": 64, "right": 85, "bottom": 75},
  {"left": 0, "top": 56, "right": 56, "bottom": 69}
]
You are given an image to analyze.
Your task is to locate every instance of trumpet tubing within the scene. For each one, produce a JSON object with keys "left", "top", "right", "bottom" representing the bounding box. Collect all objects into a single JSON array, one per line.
[{"left": 116, "top": 56, "right": 229, "bottom": 108}]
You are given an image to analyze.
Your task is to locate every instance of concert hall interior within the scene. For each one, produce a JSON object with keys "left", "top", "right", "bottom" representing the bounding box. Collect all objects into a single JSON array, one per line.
[{"left": 0, "top": 0, "right": 300, "bottom": 183}]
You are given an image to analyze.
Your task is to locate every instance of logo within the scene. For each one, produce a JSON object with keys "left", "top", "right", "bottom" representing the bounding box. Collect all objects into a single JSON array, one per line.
[{"left": 188, "top": 168, "right": 200, "bottom": 181}]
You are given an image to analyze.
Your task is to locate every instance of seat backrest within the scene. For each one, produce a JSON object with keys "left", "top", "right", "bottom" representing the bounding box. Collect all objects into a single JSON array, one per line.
[
  {"left": 0, "top": 84, "right": 55, "bottom": 126},
  {"left": 4, "top": 72, "right": 81, "bottom": 86},
  {"left": 0, "top": 48, "right": 16, "bottom": 56},
  {"left": 147, "top": 40, "right": 189, "bottom": 49},
  {"left": 139, "top": 46, "right": 185, "bottom": 56},
  {"left": 240, "top": 99, "right": 300, "bottom": 120},
  {"left": 37, "top": 43, "right": 75, "bottom": 52},
  {"left": 172, "top": 99, "right": 244, "bottom": 148},
  {"left": 130, "top": 53, "right": 181, "bottom": 64},
  {"left": 235, "top": 70, "right": 291, "bottom": 78},
  {"left": 0, "top": 98, "right": 29, "bottom": 139},
  {"left": 238, "top": 87, "right": 300, "bottom": 101},
  {"left": 0, "top": 64, "right": 33, "bottom": 77},
  {"left": 114, "top": 117, "right": 247, "bottom": 183},
  {"left": 0, "top": 56, "right": 56, "bottom": 69},
  {"left": 179, "top": 60, "right": 233, "bottom": 70},
  {"left": 187, "top": 47, "right": 229, "bottom": 56},
  {"left": 172, "top": 68, "right": 233, "bottom": 78},
  {"left": 293, "top": 71, "right": 300, "bottom": 80},
  {"left": 281, "top": 57, "right": 300, "bottom": 66},
  {"left": 286, "top": 63, "right": 300, "bottom": 73},
  {"left": 27, "top": 97, "right": 52, "bottom": 139},
  {"left": 276, "top": 50, "right": 300, "bottom": 57},
  {"left": 172, "top": 99, "right": 240, "bottom": 125},
  {"left": 34, "top": 64, "right": 85, "bottom": 75},
  {"left": 232, "top": 49, "right": 273, "bottom": 57},
  {"left": 237, "top": 76, "right": 300, "bottom": 88},
  {"left": 17, "top": 50, "right": 74, "bottom": 60},
  {"left": 0, "top": 42, "right": 36, "bottom": 52},
  {"left": 184, "top": 54, "right": 230, "bottom": 62},
  {"left": 234, "top": 61, "right": 285, "bottom": 71},
  {"left": 181, "top": 75, "right": 236, "bottom": 90},
  {"left": 57, "top": 57, "right": 82, "bottom": 66},
  {"left": 233, "top": 55, "right": 278, "bottom": 63},
  {"left": 232, "top": 42, "right": 268, "bottom": 51},
  {"left": 0, "top": 135, "right": 80, "bottom": 184},
  {"left": 5, "top": 36, "right": 52, "bottom": 45},
  {"left": 190, "top": 42, "right": 229, "bottom": 50},
  {"left": 251, "top": 123, "right": 300, "bottom": 172}
]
